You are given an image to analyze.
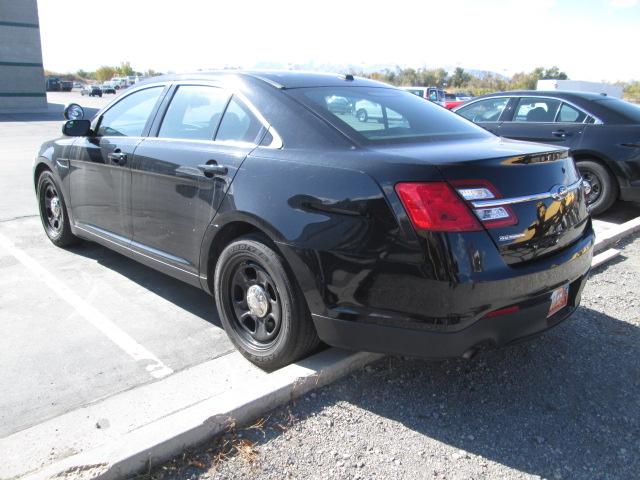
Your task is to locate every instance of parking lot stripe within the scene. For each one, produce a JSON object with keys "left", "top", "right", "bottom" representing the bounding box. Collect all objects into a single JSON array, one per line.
[{"left": 0, "top": 232, "right": 173, "bottom": 379}]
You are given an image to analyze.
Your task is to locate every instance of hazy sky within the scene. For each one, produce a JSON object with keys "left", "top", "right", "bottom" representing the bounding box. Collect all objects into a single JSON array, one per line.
[{"left": 37, "top": 0, "right": 639, "bottom": 82}]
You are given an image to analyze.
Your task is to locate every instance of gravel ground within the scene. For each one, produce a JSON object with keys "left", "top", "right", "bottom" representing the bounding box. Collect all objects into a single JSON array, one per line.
[{"left": 144, "top": 234, "right": 640, "bottom": 480}]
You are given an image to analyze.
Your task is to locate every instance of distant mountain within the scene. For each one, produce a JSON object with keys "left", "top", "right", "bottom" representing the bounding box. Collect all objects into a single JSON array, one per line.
[{"left": 248, "top": 61, "right": 509, "bottom": 80}]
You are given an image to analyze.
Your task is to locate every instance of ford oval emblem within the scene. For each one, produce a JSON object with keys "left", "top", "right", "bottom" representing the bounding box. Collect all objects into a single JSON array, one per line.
[{"left": 551, "top": 184, "right": 568, "bottom": 201}]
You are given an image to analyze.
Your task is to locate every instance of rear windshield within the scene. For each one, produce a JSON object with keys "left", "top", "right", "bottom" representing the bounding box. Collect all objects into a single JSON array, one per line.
[
  {"left": 288, "top": 87, "right": 489, "bottom": 145},
  {"left": 593, "top": 98, "right": 640, "bottom": 123}
]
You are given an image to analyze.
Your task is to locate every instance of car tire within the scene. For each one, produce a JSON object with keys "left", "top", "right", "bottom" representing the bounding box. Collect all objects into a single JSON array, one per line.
[
  {"left": 357, "top": 108, "right": 368, "bottom": 122},
  {"left": 576, "top": 159, "right": 617, "bottom": 215},
  {"left": 214, "top": 235, "right": 320, "bottom": 370},
  {"left": 36, "top": 170, "right": 79, "bottom": 247}
]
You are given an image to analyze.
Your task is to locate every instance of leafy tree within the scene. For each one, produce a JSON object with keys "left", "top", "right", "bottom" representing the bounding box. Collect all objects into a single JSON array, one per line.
[
  {"left": 95, "top": 65, "right": 117, "bottom": 82},
  {"left": 450, "top": 67, "right": 471, "bottom": 88},
  {"left": 117, "top": 61, "right": 134, "bottom": 76}
]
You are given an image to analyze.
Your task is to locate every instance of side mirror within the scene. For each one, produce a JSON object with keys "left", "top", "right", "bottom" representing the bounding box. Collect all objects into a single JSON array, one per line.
[
  {"left": 62, "top": 119, "right": 91, "bottom": 137},
  {"left": 63, "top": 103, "right": 84, "bottom": 120}
]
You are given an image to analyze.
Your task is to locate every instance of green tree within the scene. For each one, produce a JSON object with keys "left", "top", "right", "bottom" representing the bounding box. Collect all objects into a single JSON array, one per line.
[
  {"left": 95, "top": 65, "right": 117, "bottom": 82},
  {"left": 449, "top": 67, "right": 471, "bottom": 88},
  {"left": 117, "top": 61, "right": 134, "bottom": 76}
]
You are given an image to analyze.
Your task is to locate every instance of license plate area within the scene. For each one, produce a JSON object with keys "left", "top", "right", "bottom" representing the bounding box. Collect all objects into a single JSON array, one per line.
[{"left": 547, "top": 284, "right": 569, "bottom": 318}]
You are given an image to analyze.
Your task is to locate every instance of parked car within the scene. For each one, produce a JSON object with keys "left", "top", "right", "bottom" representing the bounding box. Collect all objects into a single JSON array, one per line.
[
  {"left": 34, "top": 72, "right": 593, "bottom": 369},
  {"left": 326, "top": 95, "right": 352, "bottom": 114},
  {"left": 102, "top": 83, "right": 117, "bottom": 94},
  {"left": 454, "top": 91, "right": 640, "bottom": 214},
  {"left": 73, "top": 82, "right": 83, "bottom": 89},
  {"left": 400, "top": 86, "right": 446, "bottom": 106},
  {"left": 80, "top": 85, "right": 103, "bottom": 97},
  {"left": 444, "top": 93, "right": 465, "bottom": 110}
]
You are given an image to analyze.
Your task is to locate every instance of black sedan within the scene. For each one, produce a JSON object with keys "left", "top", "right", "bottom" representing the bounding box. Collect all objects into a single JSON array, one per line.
[
  {"left": 80, "top": 85, "right": 102, "bottom": 97},
  {"left": 454, "top": 91, "right": 640, "bottom": 214},
  {"left": 34, "top": 72, "right": 594, "bottom": 369}
]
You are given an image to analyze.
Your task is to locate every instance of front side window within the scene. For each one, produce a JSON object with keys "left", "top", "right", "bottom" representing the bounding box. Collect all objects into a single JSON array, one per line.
[
  {"left": 97, "top": 87, "right": 164, "bottom": 137},
  {"left": 215, "top": 96, "right": 266, "bottom": 144},
  {"left": 457, "top": 97, "right": 509, "bottom": 123},
  {"left": 289, "top": 86, "right": 488, "bottom": 144},
  {"left": 159, "top": 85, "right": 230, "bottom": 140},
  {"left": 557, "top": 103, "right": 587, "bottom": 123},
  {"left": 513, "top": 97, "right": 561, "bottom": 122}
]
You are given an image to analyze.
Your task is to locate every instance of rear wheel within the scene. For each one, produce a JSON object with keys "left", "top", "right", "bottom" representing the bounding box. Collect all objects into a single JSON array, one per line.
[
  {"left": 214, "top": 235, "right": 320, "bottom": 370},
  {"left": 576, "top": 159, "right": 617, "bottom": 215},
  {"left": 37, "top": 171, "right": 79, "bottom": 247}
]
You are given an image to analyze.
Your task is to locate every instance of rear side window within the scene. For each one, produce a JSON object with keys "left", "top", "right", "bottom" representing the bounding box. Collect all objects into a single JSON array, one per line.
[
  {"left": 97, "top": 87, "right": 163, "bottom": 137},
  {"left": 457, "top": 97, "right": 509, "bottom": 123},
  {"left": 513, "top": 97, "right": 561, "bottom": 122},
  {"left": 593, "top": 98, "right": 640, "bottom": 123},
  {"left": 215, "top": 96, "right": 265, "bottom": 144},
  {"left": 289, "top": 87, "right": 488, "bottom": 144},
  {"left": 159, "top": 85, "right": 230, "bottom": 140},
  {"left": 557, "top": 103, "right": 587, "bottom": 123}
]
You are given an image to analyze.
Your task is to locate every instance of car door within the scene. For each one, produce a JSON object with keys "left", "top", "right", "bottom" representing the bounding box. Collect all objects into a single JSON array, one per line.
[
  {"left": 130, "top": 86, "right": 268, "bottom": 275},
  {"left": 498, "top": 97, "right": 586, "bottom": 150},
  {"left": 69, "top": 86, "right": 166, "bottom": 241},
  {"left": 455, "top": 97, "right": 512, "bottom": 135}
]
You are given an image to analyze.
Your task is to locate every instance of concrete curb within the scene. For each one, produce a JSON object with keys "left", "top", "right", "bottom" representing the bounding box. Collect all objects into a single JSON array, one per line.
[
  {"left": 593, "top": 216, "right": 640, "bottom": 254},
  {"left": 17, "top": 215, "right": 640, "bottom": 480},
  {"left": 24, "top": 350, "right": 383, "bottom": 480}
]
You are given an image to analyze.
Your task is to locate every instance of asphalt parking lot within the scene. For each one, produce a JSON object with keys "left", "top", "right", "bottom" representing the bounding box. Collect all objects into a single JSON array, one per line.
[
  {"left": 1, "top": 91, "right": 639, "bottom": 479},
  {"left": 0, "top": 92, "right": 233, "bottom": 438}
]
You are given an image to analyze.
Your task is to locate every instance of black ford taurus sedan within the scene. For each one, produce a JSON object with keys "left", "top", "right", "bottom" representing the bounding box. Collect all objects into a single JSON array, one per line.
[
  {"left": 34, "top": 72, "right": 594, "bottom": 369},
  {"left": 454, "top": 90, "right": 640, "bottom": 215}
]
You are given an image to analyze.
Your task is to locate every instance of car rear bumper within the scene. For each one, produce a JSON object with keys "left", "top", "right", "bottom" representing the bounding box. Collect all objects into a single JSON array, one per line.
[
  {"left": 312, "top": 271, "right": 588, "bottom": 358},
  {"left": 309, "top": 227, "right": 594, "bottom": 358}
]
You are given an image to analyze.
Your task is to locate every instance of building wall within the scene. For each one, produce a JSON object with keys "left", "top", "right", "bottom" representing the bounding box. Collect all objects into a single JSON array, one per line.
[{"left": 0, "top": 0, "right": 46, "bottom": 112}]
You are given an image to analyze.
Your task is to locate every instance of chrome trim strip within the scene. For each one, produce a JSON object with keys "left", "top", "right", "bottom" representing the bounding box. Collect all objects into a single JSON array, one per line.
[{"left": 470, "top": 178, "right": 584, "bottom": 208}]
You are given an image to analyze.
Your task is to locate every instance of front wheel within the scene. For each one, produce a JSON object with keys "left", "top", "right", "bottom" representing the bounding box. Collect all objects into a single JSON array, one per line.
[
  {"left": 214, "top": 235, "right": 320, "bottom": 370},
  {"left": 37, "top": 170, "right": 79, "bottom": 247},
  {"left": 357, "top": 108, "right": 368, "bottom": 122},
  {"left": 576, "top": 159, "right": 617, "bottom": 216}
]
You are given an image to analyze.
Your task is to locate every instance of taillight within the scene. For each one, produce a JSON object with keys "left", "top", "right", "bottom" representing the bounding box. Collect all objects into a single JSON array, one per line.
[
  {"left": 451, "top": 180, "right": 518, "bottom": 229},
  {"left": 395, "top": 180, "right": 518, "bottom": 233},
  {"left": 395, "top": 182, "right": 482, "bottom": 232}
]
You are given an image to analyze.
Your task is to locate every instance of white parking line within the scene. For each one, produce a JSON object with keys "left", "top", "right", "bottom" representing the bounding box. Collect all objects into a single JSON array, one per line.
[{"left": 0, "top": 232, "right": 173, "bottom": 379}]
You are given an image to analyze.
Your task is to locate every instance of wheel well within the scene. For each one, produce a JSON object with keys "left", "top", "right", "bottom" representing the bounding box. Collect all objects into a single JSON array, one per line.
[
  {"left": 572, "top": 153, "right": 620, "bottom": 195},
  {"left": 206, "top": 221, "right": 270, "bottom": 291},
  {"left": 34, "top": 162, "right": 51, "bottom": 188}
]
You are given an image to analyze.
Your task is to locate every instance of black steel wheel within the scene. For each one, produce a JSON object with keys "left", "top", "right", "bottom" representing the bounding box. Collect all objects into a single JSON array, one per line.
[
  {"left": 214, "top": 235, "right": 320, "bottom": 370},
  {"left": 577, "top": 159, "right": 617, "bottom": 216},
  {"left": 37, "top": 170, "right": 78, "bottom": 247}
]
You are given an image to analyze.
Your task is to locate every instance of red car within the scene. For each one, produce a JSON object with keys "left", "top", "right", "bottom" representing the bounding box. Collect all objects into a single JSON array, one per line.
[{"left": 445, "top": 92, "right": 472, "bottom": 109}]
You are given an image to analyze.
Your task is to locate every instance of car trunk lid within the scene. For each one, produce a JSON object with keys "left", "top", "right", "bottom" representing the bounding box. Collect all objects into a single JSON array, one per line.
[{"left": 375, "top": 137, "right": 590, "bottom": 265}]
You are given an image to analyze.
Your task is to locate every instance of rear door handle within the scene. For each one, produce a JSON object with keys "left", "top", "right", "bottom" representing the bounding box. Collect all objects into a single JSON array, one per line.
[
  {"left": 551, "top": 130, "right": 572, "bottom": 138},
  {"left": 198, "top": 163, "right": 228, "bottom": 177},
  {"left": 108, "top": 149, "right": 127, "bottom": 165}
]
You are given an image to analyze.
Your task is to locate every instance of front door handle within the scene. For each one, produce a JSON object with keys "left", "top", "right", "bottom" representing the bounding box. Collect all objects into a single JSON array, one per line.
[
  {"left": 108, "top": 149, "right": 127, "bottom": 165},
  {"left": 198, "top": 163, "right": 228, "bottom": 177},
  {"left": 551, "top": 130, "right": 572, "bottom": 138}
]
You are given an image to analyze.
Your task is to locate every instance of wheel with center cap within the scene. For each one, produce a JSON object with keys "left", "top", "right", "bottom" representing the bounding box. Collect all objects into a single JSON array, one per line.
[
  {"left": 214, "top": 235, "right": 320, "bottom": 369},
  {"left": 36, "top": 170, "right": 79, "bottom": 247}
]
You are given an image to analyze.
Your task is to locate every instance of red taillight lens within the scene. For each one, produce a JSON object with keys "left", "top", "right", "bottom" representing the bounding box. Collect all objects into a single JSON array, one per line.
[{"left": 395, "top": 182, "right": 483, "bottom": 232}]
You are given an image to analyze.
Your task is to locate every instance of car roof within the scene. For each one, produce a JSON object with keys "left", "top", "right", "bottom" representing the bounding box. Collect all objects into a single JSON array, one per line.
[
  {"left": 136, "top": 70, "right": 391, "bottom": 90},
  {"left": 480, "top": 90, "right": 609, "bottom": 102}
]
